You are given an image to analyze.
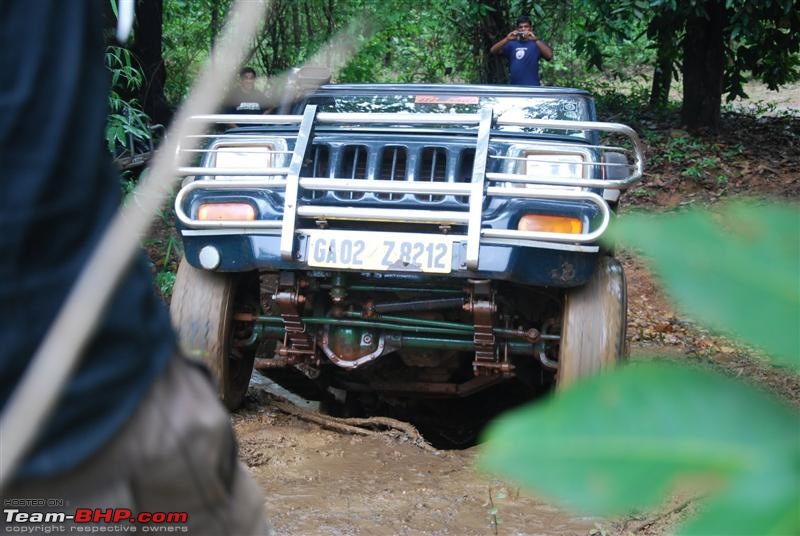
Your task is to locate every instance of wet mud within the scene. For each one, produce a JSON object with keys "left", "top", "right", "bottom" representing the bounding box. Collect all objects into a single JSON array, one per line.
[{"left": 234, "top": 406, "right": 599, "bottom": 536}]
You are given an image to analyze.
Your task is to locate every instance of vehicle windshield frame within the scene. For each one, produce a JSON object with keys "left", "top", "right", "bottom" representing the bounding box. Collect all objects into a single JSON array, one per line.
[{"left": 305, "top": 91, "right": 595, "bottom": 140}]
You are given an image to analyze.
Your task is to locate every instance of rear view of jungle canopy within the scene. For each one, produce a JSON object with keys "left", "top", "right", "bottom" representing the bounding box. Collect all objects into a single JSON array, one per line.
[{"left": 113, "top": 0, "right": 798, "bottom": 132}]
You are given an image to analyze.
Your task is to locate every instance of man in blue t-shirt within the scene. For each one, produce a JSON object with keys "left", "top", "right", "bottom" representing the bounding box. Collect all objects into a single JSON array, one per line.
[{"left": 490, "top": 15, "right": 554, "bottom": 86}]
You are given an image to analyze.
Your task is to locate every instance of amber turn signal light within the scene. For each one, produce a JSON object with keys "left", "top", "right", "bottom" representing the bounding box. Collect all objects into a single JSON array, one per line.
[
  {"left": 197, "top": 203, "right": 256, "bottom": 221},
  {"left": 517, "top": 214, "right": 582, "bottom": 234}
]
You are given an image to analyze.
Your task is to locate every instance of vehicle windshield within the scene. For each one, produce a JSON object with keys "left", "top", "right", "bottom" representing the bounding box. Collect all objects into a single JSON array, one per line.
[{"left": 306, "top": 93, "right": 594, "bottom": 138}]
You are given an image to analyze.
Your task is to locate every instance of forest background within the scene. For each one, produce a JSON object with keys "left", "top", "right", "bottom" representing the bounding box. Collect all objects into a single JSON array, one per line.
[{"left": 107, "top": 0, "right": 799, "bottom": 137}]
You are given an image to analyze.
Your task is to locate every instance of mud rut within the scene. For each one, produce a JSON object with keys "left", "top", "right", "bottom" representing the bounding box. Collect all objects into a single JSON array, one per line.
[
  {"left": 238, "top": 345, "right": 579, "bottom": 534},
  {"left": 234, "top": 382, "right": 600, "bottom": 536}
]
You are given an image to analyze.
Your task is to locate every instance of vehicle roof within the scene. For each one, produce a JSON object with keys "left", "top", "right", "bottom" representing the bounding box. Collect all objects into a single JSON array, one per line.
[{"left": 312, "top": 83, "right": 592, "bottom": 98}]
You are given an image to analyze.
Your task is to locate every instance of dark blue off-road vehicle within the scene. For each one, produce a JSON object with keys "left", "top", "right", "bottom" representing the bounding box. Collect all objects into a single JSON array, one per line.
[{"left": 170, "top": 84, "right": 644, "bottom": 412}]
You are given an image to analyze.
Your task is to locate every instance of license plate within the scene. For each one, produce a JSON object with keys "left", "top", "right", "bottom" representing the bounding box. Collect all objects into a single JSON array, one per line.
[{"left": 305, "top": 231, "right": 453, "bottom": 273}]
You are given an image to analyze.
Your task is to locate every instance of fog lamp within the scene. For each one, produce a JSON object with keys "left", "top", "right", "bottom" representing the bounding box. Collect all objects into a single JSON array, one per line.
[
  {"left": 518, "top": 214, "right": 582, "bottom": 234},
  {"left": 197, "top": 203, "right": 255, "bottom": 221}
]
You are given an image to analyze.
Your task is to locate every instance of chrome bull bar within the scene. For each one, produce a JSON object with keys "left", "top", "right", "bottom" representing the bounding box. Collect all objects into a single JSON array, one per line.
[
  {"left": 175, "top": 106, "right": 644, "bottom": 270},
  {"left": 175, "top": 179, "right": 610, "bottom": 241}
]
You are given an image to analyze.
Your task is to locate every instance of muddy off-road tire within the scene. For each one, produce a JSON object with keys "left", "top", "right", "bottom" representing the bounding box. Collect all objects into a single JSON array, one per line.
[
  {"left": 557, "top": 255, "right": 627, "bottom": 389},
  {"left": 170, "top": 257, "right": 257, "bottom": 410}
]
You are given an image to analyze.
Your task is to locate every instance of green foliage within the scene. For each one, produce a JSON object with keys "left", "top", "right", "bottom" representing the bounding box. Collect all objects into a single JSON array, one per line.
[
  {"left": 610, "top": 203, "right": 799, "bottom": 368},
  {"left": 579, "top": 0, "right": 800, "bottom": 103},
  {"left": 644, "top": 133, "right": 743, "bottom": 191},
  {"left": 154, "top": 270, "right": 176, "bottom": 298},
  {"left": 158, "top": 0, "right": 659, "bottom": 93},
  {"left": 337, "top": 0, "right": 482, "bottom": 83},
  {"left": 573, "top": 0, "right": 653, "bottom": 71},
  {"left": 162, "top": 234, "right": 178, "bottom": 267},
  {"left": 480, "top": 202, "right": 800, "bottom": 532},
  {"left": 481, "top": 362, "right": 800, "bottom": 534},
  {"left": 119, "top": 173, "right": 136, "bottom": 200},
  {"left": 592, "top": 82, "right": 652, "bottom": 120},
  {"left": 681, "top": 156, "right": 718, "bottom": 181},
  {"left": 155, "top": 0, "right": 797, "bottom": 123},
  {"left": 162, "top": 0, "right": 223, "bottom": 103},
  {"left": 723, "top": 0, "right": 800, "bottom": 99},
  {"left": 151, "top": 233, "right": 179, "bottom": 299},
  {"left": 629, "top": 187, "right": 653, "bottom": 200},
  {"left": 656, "top": 135, "right": 709, "bottom": 165},
  {"left": 105, "top": 46, "right": 152, "bottom": 154},
  {"left": 723, "top": 143, "right": 744, "bottom": 159}
]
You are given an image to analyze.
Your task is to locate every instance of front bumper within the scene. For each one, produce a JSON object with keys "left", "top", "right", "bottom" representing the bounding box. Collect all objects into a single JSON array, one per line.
[{"left": 180, "top": 231, "right": 599, "bottom": 287}]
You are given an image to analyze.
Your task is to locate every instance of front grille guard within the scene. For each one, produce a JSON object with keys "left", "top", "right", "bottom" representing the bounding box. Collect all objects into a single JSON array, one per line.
[{"left": 174, "top": 105, "right": 645, "bottom": 270}]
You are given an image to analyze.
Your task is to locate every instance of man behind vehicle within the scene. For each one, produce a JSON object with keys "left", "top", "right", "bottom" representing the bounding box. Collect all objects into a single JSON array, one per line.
[
  {"left": 224, "top": 67, "right": 271, "bottom": 114},
  {"left": 490, "top": 15, "right": 554, "bottom": 86},
  {"left": 0, "top": 1, "right": 269, "bottom": 534}
]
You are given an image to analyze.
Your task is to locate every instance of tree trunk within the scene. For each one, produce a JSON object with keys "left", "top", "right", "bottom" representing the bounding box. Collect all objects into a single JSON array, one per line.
[
  {"left": 269, "top": 23, "right": 278, "bottom": 73},
  {"left": 472, "top": 0, "right": 510, "bottom": 84},
  {"left": 132, "top": 0, "right": 172, "bottom": 126},
  {"left": 291, "top": 2, "right": 301, "bottom": 50},
  {"left": 304, "top": 1, "right": 314, "bottom": 37},
  {"left": 325, "top": 0, "right": 334, "bottom": 36},
  {"left": 681, "top": 0, "right": 727, "bottom": 130},
  {"left": 649, "top": 17, "right": 676, "bottom": 109},
  {"left": 210, "top": 0, "right": 220, "bottom": 51},
  {"left": 649, "top": 55, "right": 672, "bottom": 109}
]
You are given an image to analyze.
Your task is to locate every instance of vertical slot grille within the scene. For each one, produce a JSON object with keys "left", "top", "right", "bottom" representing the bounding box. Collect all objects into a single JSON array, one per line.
[
  {"left": 301, "top": 144, "right": 330, "bottom": 199},
  {"left": 417, "top": 147, "right": 447, "bottom": 202},
  {"left": 376, "top": 146, "right": 407, "bottom": 200},
  {"left": 456, "top": 149, "right": 475, "bottom": 204},
  {"left": 339, "top": 145, "right": 367, "bottom": 200}
]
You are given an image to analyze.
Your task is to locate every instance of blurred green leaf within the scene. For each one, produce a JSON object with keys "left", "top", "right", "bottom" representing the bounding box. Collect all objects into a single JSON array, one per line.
[
  {"left": 606, "top": 202, "right": 800, "bottom": 369},
  {"left": 681, "top": 465, "right": 800, "bottom": 535},
  {"left": 479, "top": 362, "right": 799, "bottom": 534}
]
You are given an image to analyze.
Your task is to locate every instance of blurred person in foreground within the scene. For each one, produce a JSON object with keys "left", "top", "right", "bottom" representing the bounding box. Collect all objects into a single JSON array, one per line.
[
  {"left": 490, "top": 15, "right": 554, "bottom": 86},
  {"left": 0, "top": 2, "right": 270, "bottom": 534}
]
